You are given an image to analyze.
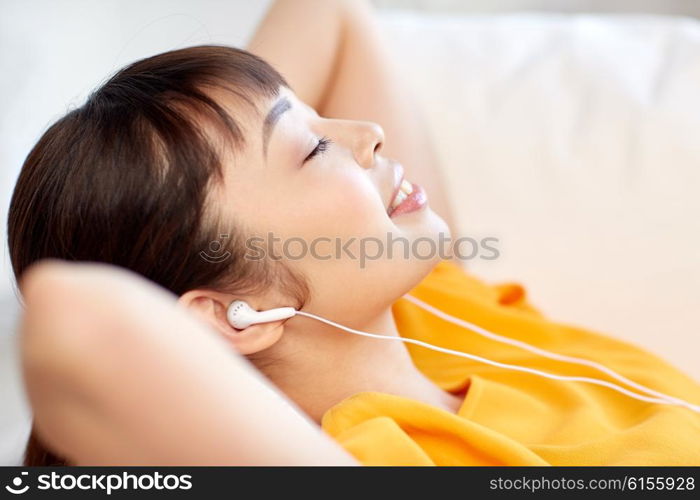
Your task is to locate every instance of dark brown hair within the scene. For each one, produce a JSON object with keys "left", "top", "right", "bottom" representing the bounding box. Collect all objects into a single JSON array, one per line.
[{"left": 8, "top": 45, "right": 309, "bottom": 465}]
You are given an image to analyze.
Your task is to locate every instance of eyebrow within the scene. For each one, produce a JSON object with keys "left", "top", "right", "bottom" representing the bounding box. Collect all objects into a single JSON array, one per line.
[{"left": 262, "top": 96, "right": 292, "bottom": 157}]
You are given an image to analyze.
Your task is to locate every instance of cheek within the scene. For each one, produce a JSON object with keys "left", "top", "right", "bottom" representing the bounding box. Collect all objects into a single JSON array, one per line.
[
  {"left": 293, "top": 172, "right": 386, "bottom": 237},
  {"left": 229, "top": 173, "right": 387, "bottom": 246}
]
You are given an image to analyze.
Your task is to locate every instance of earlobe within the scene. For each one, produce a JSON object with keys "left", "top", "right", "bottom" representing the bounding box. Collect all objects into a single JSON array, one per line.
[{"left": 223, "top": 322, "right": 286, "bottom": 355}]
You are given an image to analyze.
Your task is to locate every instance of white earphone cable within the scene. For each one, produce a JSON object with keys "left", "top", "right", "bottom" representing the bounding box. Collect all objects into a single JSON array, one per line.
[
  {"left": 402, "top": 294, "right": 694, "bottom": 408},
  {"left": 293, "top": 307, "right": 700, "bottom": 415}
]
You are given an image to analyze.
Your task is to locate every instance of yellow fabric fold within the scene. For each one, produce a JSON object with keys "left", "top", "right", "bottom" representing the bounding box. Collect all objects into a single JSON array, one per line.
[{"left": 321, "top": 261, "right": 700, "bottom": 465}]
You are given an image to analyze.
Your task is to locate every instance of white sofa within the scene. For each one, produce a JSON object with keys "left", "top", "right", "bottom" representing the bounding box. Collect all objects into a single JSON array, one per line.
[{"left": 2, "top": 0, "right": 699, "bottom": 465}]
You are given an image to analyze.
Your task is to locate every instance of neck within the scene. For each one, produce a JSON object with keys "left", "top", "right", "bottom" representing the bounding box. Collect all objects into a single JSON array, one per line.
[{"left": 251, "top": 307, "right": 463, "bottom": 423}]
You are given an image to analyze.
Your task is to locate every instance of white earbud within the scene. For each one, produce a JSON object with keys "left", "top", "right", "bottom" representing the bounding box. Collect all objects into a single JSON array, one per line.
[{"left": 227, "top": 300, "right": 296, "bottom": 329}]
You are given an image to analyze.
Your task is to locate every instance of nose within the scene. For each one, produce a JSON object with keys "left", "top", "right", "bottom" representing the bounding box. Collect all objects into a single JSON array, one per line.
[{"left": 345, "top": 120, "right": 385, "bottom": 169}]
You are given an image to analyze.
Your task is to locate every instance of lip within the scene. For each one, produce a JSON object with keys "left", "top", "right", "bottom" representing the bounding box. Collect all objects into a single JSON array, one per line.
[
  {"left": 385, "top": 160, "right": 428, "bottom": 218},
  {"left": 389, "top": 182, "right": 427, "bottom": 218}
]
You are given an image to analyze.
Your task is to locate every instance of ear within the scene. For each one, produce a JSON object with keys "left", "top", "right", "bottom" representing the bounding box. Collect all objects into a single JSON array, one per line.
[{"left": 178, "top": 290, "right": 285, "bottom": 355}]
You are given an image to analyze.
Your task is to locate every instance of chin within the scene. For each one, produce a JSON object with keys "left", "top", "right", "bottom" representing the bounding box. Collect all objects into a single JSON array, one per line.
[
  {"left": 428, "top": 207, "right": 451, "bottom": 239},
  {"left": 400, "top": 206, "right": 450, "bottom": 243},
  {"left": 409, "top": 208, "right": 451, "bottom": 271}
]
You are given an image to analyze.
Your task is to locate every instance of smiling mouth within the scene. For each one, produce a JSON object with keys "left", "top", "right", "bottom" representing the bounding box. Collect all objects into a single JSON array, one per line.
[
  {"left": 385, "top": 161, "right": 428, "bottom": 218},
  {"left": 386, "top": 162, "right": 428, "bottom": 217}
]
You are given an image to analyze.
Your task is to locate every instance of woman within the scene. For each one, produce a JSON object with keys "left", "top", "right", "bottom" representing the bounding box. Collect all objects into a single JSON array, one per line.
[{"left": 11, "top": 0, "right": 700, "bottom": 466}]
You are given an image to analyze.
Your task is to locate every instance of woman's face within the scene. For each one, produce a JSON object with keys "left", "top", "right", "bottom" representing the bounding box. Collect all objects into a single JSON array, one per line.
[{"left": 215, "top": 86, "right": 449, "bottom": 326}]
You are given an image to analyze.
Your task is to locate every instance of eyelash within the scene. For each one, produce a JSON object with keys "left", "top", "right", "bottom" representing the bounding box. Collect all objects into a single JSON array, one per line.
[{"left": 304, "top": 136, "right": 332, "bottom": 163}]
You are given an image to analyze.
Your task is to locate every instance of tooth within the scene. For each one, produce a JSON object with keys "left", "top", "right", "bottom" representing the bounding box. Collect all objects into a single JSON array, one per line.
[
  {"left": 400, "top": 179, "right": 413, "bottom": 194},
  {"left": 391, "top": 189, "right": 408, "bottom": 210}
]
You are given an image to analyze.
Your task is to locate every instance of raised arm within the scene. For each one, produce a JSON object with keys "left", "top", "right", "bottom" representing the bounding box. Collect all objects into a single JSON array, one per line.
[
  {"left": 247, "top": 0, "right": 456, "bottom": 234},
  {"left": 20, "top": 260, "right": 357, "bottom": 465}
]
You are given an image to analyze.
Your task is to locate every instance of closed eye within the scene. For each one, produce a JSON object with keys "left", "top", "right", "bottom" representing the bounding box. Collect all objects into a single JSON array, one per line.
[{"left": 304, "top": 136, "right": 332, "bottom": 163}]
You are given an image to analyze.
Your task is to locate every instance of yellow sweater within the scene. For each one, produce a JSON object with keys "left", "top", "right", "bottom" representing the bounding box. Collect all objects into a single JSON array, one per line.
[{"left": 321, "top": 261, "right": 700, "bottom": 465}]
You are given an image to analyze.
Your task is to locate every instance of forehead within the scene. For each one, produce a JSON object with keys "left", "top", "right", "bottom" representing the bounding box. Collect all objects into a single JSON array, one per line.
[
  {"left": 213, "top": 85, "right": 314, "bottom": 160},
  {"left": 185, "top": 84, "right": 275, "bottom": 163},
  {"left": 214, "top": 85, "right": 301, "bottom": 140}
]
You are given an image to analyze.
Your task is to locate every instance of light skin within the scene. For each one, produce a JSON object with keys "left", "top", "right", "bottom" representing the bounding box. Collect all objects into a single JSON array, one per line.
[
  {"left": 20, "top": 0, "right": 463, "bottom": 464},
  {"left": 180, "top": 85, "right": 462, "bottom": 422},
  {"left": 246, "top": 0, "right": 456, "bottom": 233}
]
